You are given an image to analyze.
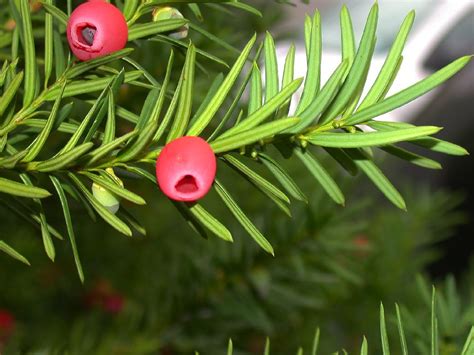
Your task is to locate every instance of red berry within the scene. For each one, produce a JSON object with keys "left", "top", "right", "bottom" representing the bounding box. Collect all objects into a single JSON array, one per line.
[
  {"left": 102, "top": 293, "right": 125, "bottom": 314},
  {"left": 156, "top": 136, "right": 217, "bottom": 202},
  {"left": 67, "top": 0, "right": 128, "bottom": 61},
  {"left": 0, "top": 309, "right": 15, "bottom": 336}
]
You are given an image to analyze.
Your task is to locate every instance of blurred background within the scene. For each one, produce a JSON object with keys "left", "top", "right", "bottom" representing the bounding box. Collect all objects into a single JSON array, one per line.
[{"left": 0, "top": 0, "right": 473, "bottom": 354}]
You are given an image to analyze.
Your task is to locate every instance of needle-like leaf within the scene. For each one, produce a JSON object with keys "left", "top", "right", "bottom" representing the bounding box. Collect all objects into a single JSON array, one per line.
[
  {"left": 215, "top": 179, "right": 274, "bottom": 255},
  {"left": 50, "top": 176, "right": 84, "bottom": 283}
]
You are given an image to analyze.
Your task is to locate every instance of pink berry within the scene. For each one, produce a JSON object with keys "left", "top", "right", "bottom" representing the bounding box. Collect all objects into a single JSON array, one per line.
[
  {"left": 156, "top": 136, "right": 217, "bottom": 202},
  {"left": 67, "top": 0, "right": 128, "bottom": 61}
]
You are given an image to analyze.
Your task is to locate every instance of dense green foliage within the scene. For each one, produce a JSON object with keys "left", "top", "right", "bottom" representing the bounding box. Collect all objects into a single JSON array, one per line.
[{"left": 0, "top": 0, "right": 473, "bottom": 353}]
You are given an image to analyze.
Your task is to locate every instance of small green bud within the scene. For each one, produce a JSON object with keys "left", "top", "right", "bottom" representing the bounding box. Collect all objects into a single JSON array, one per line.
[
  {"left": 92, "top": 168, "right": 124, "bottom": 215},
  {"left": 152, "top": 7, "right": 189, "bottom": 40}
]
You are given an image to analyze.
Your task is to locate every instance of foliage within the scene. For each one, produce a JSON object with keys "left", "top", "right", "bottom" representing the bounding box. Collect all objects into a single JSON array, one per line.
[{"left": 0, "top": 0, "right": 470, "bottom": 281}]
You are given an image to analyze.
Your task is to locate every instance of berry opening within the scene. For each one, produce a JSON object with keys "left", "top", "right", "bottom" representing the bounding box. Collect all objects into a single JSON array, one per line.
[
  {"left": 77, "top": 24, "right": 97, "bottom": 46},
  {"left": 175, "top": 175, "right": 199, "bottom": 194}
]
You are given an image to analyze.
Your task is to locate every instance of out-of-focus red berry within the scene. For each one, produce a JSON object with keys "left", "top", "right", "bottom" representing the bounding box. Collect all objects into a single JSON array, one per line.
[
  {"left": 102, "top": 294, "right": 125, "bottom": 315},
  {"left": 0, "top": 309, "right": 15, "bottom": 338}
]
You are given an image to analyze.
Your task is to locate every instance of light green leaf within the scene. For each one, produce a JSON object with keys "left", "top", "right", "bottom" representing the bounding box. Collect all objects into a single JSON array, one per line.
[
  {"left": 346, "top": 148, "right": 406, "bottom": 210},
  {"left": 43, "top": 0, "right": 53, "bottom": 87},
  {"left": 340, "top": 5, "right": 356, "bottom": 68},
  {"left": 44, "top": 70, "right": 143, "bottom": 100},
  {"left": 381, "top": 145, "right": 441, "bottom": 170},
  {"left": 312, "top": 328, "right": 320, "bottom": 355},
  {"left": 288, "top": 60, "right": 348, "bottom": 133},
  {"left": 66, "top": 48, "right": 134, "bottom": 79},
  {"left": 22, "top": 80, "right": 66, "bottom": 162},
  {"left": 211, "top": 117, "right": 300, "bottom": 154},
  {"left": 218, "top": 78, "right": 302, "bottom": 139},
  {"left": 380, "top": 303, "right": 391, "bottom": 355},
  {"left": 297, "top": 11, "right": 322, "bottom": 114},
  {"left": 0, "top": 240, "right": 30, "bottom": 265},
  {"left": 248, "top": 63, "right": 262, "bottom": 115},
  {"left": 320, "top": 3, "right": 378, "bottom": 124},
  {"left": 123, "top": 0, "right": 139, "bottom": 20},
  {"left": 128, "top": 19, "right": 188, "bottom": 40},
  {"left": 188, "top": 22, "right": 240, "bottom": 56},
  {"left": 359, "top": 11, "right": 415, "bottom": 109},
  {"left": 59, "top": 82, "right": 110, "bottom": 154},
  {"left": 345, "top": 56, "right": 472, "bottom": 125},
  {"left": 208, "top": 59, "right": 257, "bottom": 141},
  {"left": 151, "top": 35, "right": 228, "bottom": 68},
  {"left": 225, "top": 1, "right": 262, "bottom": 17},
  {"left": 68, "top": 173, "right": 132, "bottom": 237},
  {"left": 137, "top": 52, "right": 174, "bottom": 131},
  {"left": 461, "top": 327, "right": 474, "bottom": 355},
  {"left": 103, "top": 88, "right": 116, "bottom": 145},
  {"left": 367, "top": 120, "right": 468, "bottom": 156},
  {"left": 50, "top": 176, "right": 84, "bottom": 283},
  {"left": 360, "top": 337, "right": 368, "bottom": 355},
  {"left": 259, "top": 152, "right": 307, "bottom": 203},
  {"left": 264, "top": 337, "right": 270, "bottom": 355},
  {"left": 224, "top": 154, "right": 290, "bottom": 205},
  {"left": 395, "top": 304, "right": 408, "bottom": 355},
  {"left": 20, "top": 0, "right": 38, "bottom": 106},
  {"left": 53, "top": 30, "right": 66, "bottom": 78},
  {"left": 167, "top": 43, "right": 196, "bottom": 142},
  {"left": 117, "top": 120, "right": 156, "bottom": 162},
  {"left": 81, "top": 171, "right": 146, "bottom": 205},
  {"left": 187, "top": 34, "right": 256, "bottom": 136},
  {"left": 215, "top": 179, "right": 274, "bottom": 255},
  {"left": 31, "top": 142, "right": 94, "bottom": 172},
  {"left": 432, "top": 288, "right": 439, "bottom": 355},
  {"left": 306, "top": 126, "right": 441, "bottom": 148},
  {"left": 85, "top": 130, "right": 137, "bottom": 166},
  {"left": 0, "top": 71, "right": 23, "bottom": 116},
  {"left": 187, "top": 203, "right": 233, "bottom": 242},
  {"left": 264, "top": 32, "right": 279, "bottom": 102},
  {"left": 40, "top": 1, "right": 68, "bottom": 26},
  {"left": 0, "top": 176, "right": 51, "bottom": 198},
  {"left": 20, "top": 173, "right": 55, "bottom": 261},
  {"left": 279, "top": 44, "right": 296, "bottom": 117},
  {"left": 294, "top": 148, "right": 345, "bottom": 205},
  {"left": 191, "top": 72, "right": 224, "bottom": 124}
]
